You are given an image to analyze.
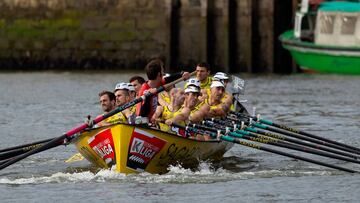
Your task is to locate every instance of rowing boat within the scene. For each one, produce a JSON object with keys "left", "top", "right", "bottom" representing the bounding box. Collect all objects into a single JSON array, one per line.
[{"left": 73, "top": 123, "right": 234, "bottom": 174}]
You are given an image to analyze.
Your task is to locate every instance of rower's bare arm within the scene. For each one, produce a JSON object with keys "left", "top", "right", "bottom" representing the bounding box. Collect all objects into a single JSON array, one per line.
[
  {"left": 158, "top": 94, "right": 169, "bottom": 107},
  {"left": 165, "top": 108, "right": 190, "bottom": 125},
  {"left": 190, "top": 104, "right": 210, "bottom": 123},
  {"left": 222, "top": 93, "right": 233, "bottom": 112},
  {"left": 151, "top": 106, "right": 164, "bottom": 123},
  {"left": 198, "top": 89, "right": 208, "bottom": 102},
  {"left": 209, "top": 106, "right": 227, "bottom": 118}
]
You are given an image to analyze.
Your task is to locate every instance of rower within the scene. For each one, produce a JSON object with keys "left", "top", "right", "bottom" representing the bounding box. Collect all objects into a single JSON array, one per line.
[
  {"left": 105, "top": 82, "right": 134, "bottom": 124},
  {"left": 195, "top": 62, "right": 212, "bottom": 89},
  {"left": 158, "top": 73, "right": 172, "bottom": 107},
  {"left": 165, "top": 85, "right": 209, "bottom": 126},
  {"left": 127, "top": 83, "right": 136, "bottom": 101},
  {"left": 96, "top": 90, "right": 116, "bottom": 127},
  {"left": 205, "top": 80, "right": 230, "bottom": 118},
  {"left": 152, "top": 88, "right": 185, "bottom": 131},
  {"left": 127, "top": 83, "right": 137, "bottom": 114},
  {"left": 129, "top": 76, "right": 145, "bottom": 96},
  {"left": 98, "top": 90, "right": 116, "bottom": 114},
  {"left": 213, "top": 72, "right": 234, "bottom": 111},
  {"left": 136, "top": 59, "right": 190, "bottom": 120}
]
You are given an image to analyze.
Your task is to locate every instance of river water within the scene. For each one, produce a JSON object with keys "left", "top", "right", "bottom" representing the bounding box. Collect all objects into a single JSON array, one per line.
[{"left": 0, "top": 72, "right": 360, "bottom": 202}]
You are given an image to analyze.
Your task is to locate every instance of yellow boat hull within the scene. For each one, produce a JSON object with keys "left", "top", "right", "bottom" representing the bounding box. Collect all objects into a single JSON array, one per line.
[{"left": 73, "top": 124, "right": 233, "bottom": 174}]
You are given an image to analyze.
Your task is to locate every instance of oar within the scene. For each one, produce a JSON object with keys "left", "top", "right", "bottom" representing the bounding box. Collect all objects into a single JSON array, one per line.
[
  {"left": 0, "top": 139, "right": 61, "bottom": 161},
  {"left": 176, "top": 124, "right": 358, "bottom": 173},
  {"left": 232, "top": 111, "right": 360, "bottom": 153},
  {"left": 0, "top": 72, "right": 194, "bottom": 171},
  {"left": 252, "top": 122, "right": 360, "bottom": 155},
  {"left": 0, "top": 138, "right": 53, "bottom": 153},
  {"left": 206, "top": 118, "right": 360, "bottom": 160},
  {"left": 231, "top": 130, "right": 360, "bottom": 164},
  {"left": 225, "top": 115, "right": 360, "bottom": 155}
]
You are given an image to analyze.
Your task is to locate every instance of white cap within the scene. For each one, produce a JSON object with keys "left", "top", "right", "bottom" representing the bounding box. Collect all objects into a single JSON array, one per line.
[
  {"left": 127, "top": 83, "right": 135, "bottom": 92},
  {"left": 114, "top": 82, "right": 129, "bottom": 91},
  {"left": 184, "top": 78, "right": 200, "bottom": 88},
  {"left": 210, "top": 80, "right": 225, "bottom": 88},
  {"left": 184, "top": 86, "right": 200, "bottom": 93},
  {"left": 213, "top": 72, "right": 229, "bottom": 80}
]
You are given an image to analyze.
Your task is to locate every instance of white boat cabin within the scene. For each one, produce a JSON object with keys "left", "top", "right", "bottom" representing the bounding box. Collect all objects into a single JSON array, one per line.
[
  {"left": 315, "top": 1, "right": 360, "bottom": 47},
  {"left": 295, "top": 0, "right": 360, "bottom": 47}
]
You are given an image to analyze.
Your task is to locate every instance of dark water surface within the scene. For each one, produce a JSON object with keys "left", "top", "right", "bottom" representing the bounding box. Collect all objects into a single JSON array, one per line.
[{"left": 0, "top": 72, "right": 360, "bottom": 202}]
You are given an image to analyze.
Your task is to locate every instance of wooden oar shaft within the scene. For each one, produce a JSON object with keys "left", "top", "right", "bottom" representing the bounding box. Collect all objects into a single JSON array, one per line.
[
  {"left": 0, "top": 138, "right": 53, "bottom": 153},
  {"left": 245, "top": 126, "right": 360, "bottom": 160},
  {"left": 225, "top": 116, "right": 360, "bottom": 155},
  {"left": 254, "top": 123, "right": 360, "bottom": 155},
  {"left": 0, "top": 135, "right": 65, "bottom": 170},
  {"left": 231, "top": 131, "right": 360, "bottom": 164},
  {"left": 221, "top": 136, "right": 357, "bottom": 173},
  {"left": 179, "top": 124, "right": 358, "bottom": 173},
  {"left": 233, "top": 112, "right": 360, "bottom": 153},
  {"left": 205, "top": 118, "right": 360, "bottom": 160}
]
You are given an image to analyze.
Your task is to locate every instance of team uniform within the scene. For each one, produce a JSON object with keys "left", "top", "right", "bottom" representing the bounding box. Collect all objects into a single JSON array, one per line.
[
  {"left": 105, "top": 111, "right": 128, "bottom": 124},
  {"left": 199, "top": 77, "right": 212, "bottom": 89}
]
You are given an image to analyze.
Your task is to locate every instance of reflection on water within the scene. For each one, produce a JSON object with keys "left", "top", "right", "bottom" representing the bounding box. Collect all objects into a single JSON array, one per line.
[{"left": 0, "top": 72, "right": 360, "bottom": 202}]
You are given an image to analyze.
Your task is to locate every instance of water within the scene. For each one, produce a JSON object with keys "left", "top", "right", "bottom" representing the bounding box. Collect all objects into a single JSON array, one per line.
[{"left": 0, "top": 72, "right": 360, "bottom": 202}]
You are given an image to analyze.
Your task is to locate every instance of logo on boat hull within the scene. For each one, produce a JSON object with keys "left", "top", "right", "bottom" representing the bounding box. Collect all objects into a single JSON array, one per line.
[
  {"left": 127, "top": 128, "right": 167, "bottom": 172},
  {"left": 88, "top": 128, "right": 115, "bottom": 167}
]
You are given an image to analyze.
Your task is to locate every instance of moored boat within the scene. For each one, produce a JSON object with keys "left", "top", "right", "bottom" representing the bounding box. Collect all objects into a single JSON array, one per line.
[
  {"left": 73, "top": 123, "right": 233, "bottom": 174},
  {"left": 279, "top": 0, "right": 360, "bottom": 74}
]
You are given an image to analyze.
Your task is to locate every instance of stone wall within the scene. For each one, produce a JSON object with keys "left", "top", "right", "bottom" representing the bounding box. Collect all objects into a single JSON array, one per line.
[
  {"left": 0, "top": 0, "right": 171, "bottom": 70},
  {"left": 0, "top": 0, "right": 295, "bottom": 72}
]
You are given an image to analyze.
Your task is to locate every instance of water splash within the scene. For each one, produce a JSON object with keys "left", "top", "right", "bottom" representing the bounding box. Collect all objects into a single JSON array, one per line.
[{"left": 0, "top": 162, "right": 337, "bottom": 185}]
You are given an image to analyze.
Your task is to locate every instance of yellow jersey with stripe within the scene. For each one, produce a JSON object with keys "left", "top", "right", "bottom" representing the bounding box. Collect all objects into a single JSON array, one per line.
[
  {"left": 190, "top": 100, "right": 206, "bottom": 116},
  {"left": 105, "top": 112, "right": 128, "bottom": 124},
  {"left": 129, "top": 106, "right": 136, "bottom": 114},
  {"left": 200, "top": 77, "right": 212, "bottom": 89},
  {"left": 205, "top": 98, "right": 222, "bottom": 110},
  {"left": 159, "top": 91, "right": 171, "bottom": 106},
  {"left": 205, "top": 88, "right": 233, "bottom": 110},
  {"left": 161, "top": 106, "right": 175, "bottom": 120}
]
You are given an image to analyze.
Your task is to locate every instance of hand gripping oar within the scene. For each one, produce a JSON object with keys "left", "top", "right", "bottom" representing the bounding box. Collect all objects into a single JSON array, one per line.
[
  {"left": 206, "top": 118, "right": 360, "bottom": 160},
  {"left": 0, "top": 72, "right": 194, "bottom": 171},
  {"left": 232, "top": 111, "right": 360, "bottom": 153},
  {"left": 174, "top": 123, "right": 358, "bottom": 173}
]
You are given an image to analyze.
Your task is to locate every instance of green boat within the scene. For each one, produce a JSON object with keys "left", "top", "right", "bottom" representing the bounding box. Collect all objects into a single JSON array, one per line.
[{"left": 279, "top": 0, "right": 360, "bottom": 75}]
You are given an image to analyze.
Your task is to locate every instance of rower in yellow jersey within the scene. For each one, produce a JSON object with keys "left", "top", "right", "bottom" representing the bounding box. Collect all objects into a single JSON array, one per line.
[
  {"left": 105, "top": 82, "right": 134, "bottom": 125},
  {"left": 204, "top": 80, "right": 231, "bottom": 118},
  {"left": 200, "top": 72, "right": 234, "bottom": 112},
  {"left": 195, "top": 62, "right": 212, "bottom": 89},
  {"left": 165, "top": 86, "right": 209, "bottom": 126},
  {"left": 151, "top": 88, "right": 185, "bottom": 131}
]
